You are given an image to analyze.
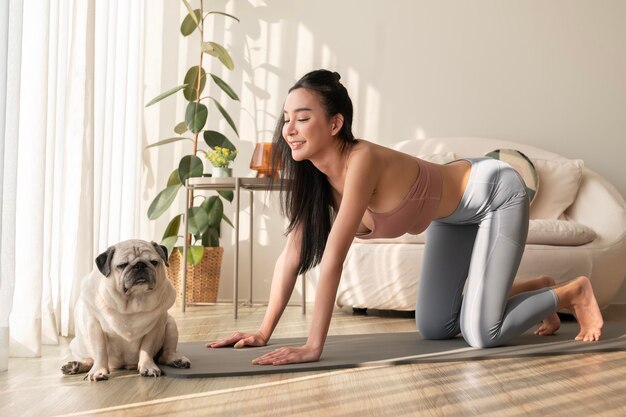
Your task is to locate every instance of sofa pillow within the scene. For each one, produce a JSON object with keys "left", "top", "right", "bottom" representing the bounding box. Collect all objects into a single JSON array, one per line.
[
  {"left": 527, "top": 219, "right": 596, "bottom": 246},
  {"left": 529, "top": 158, "right": 584, "bottom": 220},
  {"left": 418, "top": 152, "right": 456, "bottom": 164},
  {"left": 486, "top": 149, "right": 538, "bottom": 203}
]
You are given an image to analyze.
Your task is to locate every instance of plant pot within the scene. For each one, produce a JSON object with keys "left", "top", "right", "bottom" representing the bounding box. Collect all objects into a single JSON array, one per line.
[
  {"left": 211, "top": 167, "right": 232, "bottom": 177},
  {"left": 166, "top": 247, "right": 223, "bottom": 304}
]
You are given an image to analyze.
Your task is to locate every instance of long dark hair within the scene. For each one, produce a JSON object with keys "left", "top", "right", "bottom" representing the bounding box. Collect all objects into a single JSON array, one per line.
[{"left": 270, "top": 69, "right": 356, "bottom": 275}]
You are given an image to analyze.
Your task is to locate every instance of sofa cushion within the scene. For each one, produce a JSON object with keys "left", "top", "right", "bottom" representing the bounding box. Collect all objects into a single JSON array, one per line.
[
  {"left": 355, "top": 219, "right": 595, "bottom": 246},
  {"left": 354, "top": 233, "right": 427, "bottom": 245},
  {"left": 526, "top": 219, "right": 596, "bottom": 246},
  {"left": 529, "top": 158, "right": 584, "bottom": 220}
]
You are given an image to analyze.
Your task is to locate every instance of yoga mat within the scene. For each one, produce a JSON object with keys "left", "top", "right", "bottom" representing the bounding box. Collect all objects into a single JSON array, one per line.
[{"left": 163, "top": 322, "right": 626, "bottom": 378}]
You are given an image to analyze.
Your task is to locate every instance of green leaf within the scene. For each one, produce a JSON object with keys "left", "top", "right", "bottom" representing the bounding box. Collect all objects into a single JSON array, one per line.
[
  {"left": 145, "top": 136, "right": 193, "bottom": 150},
  {"left": 205, "top": 11, "right": 240, "bottom": 22},
  {"left": 201, "top": 231, "right": 210, "bottom": 247},
  {"left": 202, "top": 227, "right": 219, "bottom": 247},
  {"left": 207, "top": 196, "right": 224, "bottom": 227},
  {"left": 145, "top": 84, "right": 187, "bottom": 107},
  {"left": 201, "top": 42, "right": 215, "bottom": 55},
  {"left": 178, "top": 155, "right": 204, "bottom": 183},
  {"left": 162, "top": 214, "right": 183, "bottom": 240},
  {"left": 167, "top": 169, "right": 182, "bottom": 187},
  {"left": 210, "top": 73, "right": 239, "bottom": 101},
  {"left": 222, "top": 213, "right": 234, "bottom": 228},
  {"left": 187, "top": 245, "right": 205, "bottom": 265},
  {"left": 208, "top": 98, "right": 238, "bottom": 136},
  {"left": 181, "top": 9, "right": 202, "bottom": 36},
  {"left": 185, "top": 102, "right": 208, "bottom": 133},
  {"left": 203, "top": 130, "right": 236, "bottom": 151},
  {"left": 160, "top": 236, "right": 179, "bottom": 256},
  {"left": 188, "top": 207, "right": 210, "bottom": 236},
  {"left": 217, "top": 190, "right": 234, "bottom": 202},
  {"left": 201, "top": 195, "right": 216, "bottom": 211},
  {"left": 181, "top": 0, "right": 195, "bottom": 19},
  {"left": 203, "top": 41, "right": 234, "bottom": 70},
  {"left": 200, "top": 195, "right": 229, "bottom": 232},
  {"left": 147, "top": 185, "right": 181, "bottom": 220},
  {"left": 201, "top": 196, "right": 218, "bottom": 224},
  {"left": 183, "top": 66, "right": 206, "bottom": 101},
  {"left": 174, "top": 121, "right": 188, "bottom": 134}
]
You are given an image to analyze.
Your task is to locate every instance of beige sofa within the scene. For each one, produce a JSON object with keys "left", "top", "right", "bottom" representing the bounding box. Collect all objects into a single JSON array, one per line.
[{"left": 309, "top": 137, "right": 626, "bottom": 311}]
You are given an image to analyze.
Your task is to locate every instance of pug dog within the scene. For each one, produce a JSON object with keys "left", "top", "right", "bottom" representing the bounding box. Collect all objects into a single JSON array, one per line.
[{"left": 61, "top": 239, "right": 190, "bottom": 381}]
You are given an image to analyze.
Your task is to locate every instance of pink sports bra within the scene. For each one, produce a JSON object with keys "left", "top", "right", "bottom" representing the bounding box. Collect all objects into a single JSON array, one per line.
[{"left": 355, "top": 157, "right": 443, "bottom": 239}]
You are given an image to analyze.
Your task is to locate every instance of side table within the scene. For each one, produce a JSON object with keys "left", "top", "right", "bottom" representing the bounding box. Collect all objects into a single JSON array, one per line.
[{"left": 181, "top": 177, "right": 305, "bottom": 318}]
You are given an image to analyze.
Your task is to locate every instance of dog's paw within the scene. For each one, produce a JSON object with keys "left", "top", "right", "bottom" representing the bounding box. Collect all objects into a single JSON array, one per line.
[
  {"left": 84, "top": 368, "right": 109, "bottom": 381},
  {"left": 139, "top": 362, "right": 162, "bottom": 377},
  {"left": 61, "top": 361, "right": 81, "bottom": 375},
  {"left": 171, "top": 356, "right": 191, "bottom": 369}
]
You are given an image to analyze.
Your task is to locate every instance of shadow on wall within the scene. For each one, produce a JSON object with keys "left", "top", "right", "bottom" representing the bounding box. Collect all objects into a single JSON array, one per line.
[{"left": 227, "top": 0, "right": 395, "bottom": 147}]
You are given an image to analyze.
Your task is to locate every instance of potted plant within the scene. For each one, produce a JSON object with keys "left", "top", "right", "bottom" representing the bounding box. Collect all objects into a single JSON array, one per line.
[
  {"left": 145, "top": 0, "right": 240, "bottom": 303},
  {"left": 206, "top": 145, "right": 238, "bottom": 177}
]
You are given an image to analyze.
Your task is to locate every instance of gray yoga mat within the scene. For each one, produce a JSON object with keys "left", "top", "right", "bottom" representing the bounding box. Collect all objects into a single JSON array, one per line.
[{"left": 163, "top": 322, "right": 626, "bottom": 378}]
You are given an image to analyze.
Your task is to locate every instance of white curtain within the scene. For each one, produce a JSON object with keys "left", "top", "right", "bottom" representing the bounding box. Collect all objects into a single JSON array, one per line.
[
  {"left": 0, "top": 0, "right": 17, "bottom": 372},
  {"left": 1, "top": 0, "right": 146, "bottom": 369}
]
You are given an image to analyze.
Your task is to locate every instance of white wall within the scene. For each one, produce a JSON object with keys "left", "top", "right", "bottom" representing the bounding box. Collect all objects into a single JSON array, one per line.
[{"left": 143, "top": 0, "right": 626, "bottom": 305}]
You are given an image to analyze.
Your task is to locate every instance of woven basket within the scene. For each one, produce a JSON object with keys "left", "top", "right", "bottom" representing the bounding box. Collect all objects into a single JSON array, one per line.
[{"left": 167, "top": 247, "right": 223, "bottom": 304}]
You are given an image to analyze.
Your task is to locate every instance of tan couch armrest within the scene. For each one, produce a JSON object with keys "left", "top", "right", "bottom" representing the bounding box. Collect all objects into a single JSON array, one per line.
[{"left": 564, "top": 168, "right": 626, "bottom": 246}]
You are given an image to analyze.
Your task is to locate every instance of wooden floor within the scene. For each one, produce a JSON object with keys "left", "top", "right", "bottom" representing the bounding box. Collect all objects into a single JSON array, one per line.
[{"left": 1, "top": 303, "right": 626, "bottom": 417}]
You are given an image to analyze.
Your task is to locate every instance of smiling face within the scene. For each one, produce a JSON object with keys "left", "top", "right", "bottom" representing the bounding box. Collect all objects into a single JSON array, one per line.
[{"left": 282, "top": 88, "right": 338, "bottom": 162}]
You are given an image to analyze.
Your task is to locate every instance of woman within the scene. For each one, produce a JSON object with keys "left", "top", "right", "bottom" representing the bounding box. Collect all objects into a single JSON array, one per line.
[{"left": 209, "top": 70, "right": 603, "bottom": 365}]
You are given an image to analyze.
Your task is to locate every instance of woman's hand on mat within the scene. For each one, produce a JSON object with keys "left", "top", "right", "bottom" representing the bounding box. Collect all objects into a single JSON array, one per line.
[
  {"left": 206, "top": 331, "right": 267, "bottom": 349},
  {"left": 251, "top": 344, "right": 321, "bottom": 366}
]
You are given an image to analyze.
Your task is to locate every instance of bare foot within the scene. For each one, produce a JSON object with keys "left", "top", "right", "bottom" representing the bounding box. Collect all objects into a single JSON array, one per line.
[
  {"left": 535, "top": 314, "right": 560, "bottom": 336},
  {"left": 510, "top": 275, "right": 561, "bottom": 336},
  {"left": 554, "top": 276, "right": 603, "bottom": 341}
]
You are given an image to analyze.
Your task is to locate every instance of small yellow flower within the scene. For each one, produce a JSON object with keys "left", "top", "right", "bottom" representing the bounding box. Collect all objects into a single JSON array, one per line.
[{"left": 206, "top": 145, "right": 237, "bottom": 168}]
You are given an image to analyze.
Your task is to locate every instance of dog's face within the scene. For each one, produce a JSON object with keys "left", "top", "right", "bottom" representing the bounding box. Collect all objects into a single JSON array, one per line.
[{"left": 95, "top": 240, "right": 169, "bottom": 295}]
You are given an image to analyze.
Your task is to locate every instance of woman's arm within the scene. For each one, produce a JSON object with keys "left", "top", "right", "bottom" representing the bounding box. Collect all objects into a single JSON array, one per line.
[
  {"left": 207, "top": 225, "right": 302, "bottom": 349},
  {"left": 257, "top": 224, "right": 303, "bottom": 341},
  {"left": 252, "top": 148, "right": 379, "bottom": 365}
]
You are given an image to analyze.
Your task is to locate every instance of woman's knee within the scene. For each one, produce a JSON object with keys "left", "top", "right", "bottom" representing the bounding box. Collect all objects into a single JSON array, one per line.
[
  {"left": 464, "top": 335, "right": 499, "bottom": 349},
  {"left": 460, "top": 321, "right": 502, "bottom": 348},
  {"left": 416, "top": 315, "right": 459, "bottom": 340}
]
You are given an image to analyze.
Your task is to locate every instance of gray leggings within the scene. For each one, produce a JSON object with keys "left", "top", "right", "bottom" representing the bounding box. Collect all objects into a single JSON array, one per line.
[{"left": 416, "top": 157, "right": 558, "bottom": 348}]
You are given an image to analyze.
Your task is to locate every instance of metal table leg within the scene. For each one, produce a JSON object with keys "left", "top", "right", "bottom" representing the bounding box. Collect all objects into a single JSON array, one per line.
[
  {"left": 249, "top": 189, "right": 254, "bottom": 307},
  {"left": 234, "top": 178, "right": 240, "bottom": 319},
  {"left": 182, "top": 184, "right": 190, "bottom": 313}
]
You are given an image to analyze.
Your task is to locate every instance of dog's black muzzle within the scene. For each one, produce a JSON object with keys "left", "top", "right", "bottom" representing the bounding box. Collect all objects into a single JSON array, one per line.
[{"left": 123, "top": 261, "right": 156, "bottom": 291}]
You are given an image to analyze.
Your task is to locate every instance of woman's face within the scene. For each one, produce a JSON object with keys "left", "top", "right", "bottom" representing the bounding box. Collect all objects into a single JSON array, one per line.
[{"left": 282, "top": 88, "right": 335, "bottom": 161}]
